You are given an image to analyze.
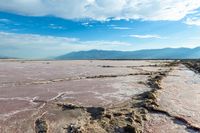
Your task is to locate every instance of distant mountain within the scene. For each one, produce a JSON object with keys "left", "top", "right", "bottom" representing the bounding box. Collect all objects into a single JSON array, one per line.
[
  {"left": 0, "top": 55, "right": 17, "bottom": 59},
  {"left": 0, "top": 56, "right": 10, "bottom": 59},
  {"left": 56, "top": 47, "right": 200, "bottom": 60}
]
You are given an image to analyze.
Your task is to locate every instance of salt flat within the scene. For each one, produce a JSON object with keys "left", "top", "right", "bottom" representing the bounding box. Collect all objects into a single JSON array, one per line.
[{"left": 0, "top": 60, "right": 199, "bottom": 133}]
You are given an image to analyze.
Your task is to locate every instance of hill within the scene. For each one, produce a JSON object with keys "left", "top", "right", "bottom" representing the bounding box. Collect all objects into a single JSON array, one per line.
[{"left": 56, "top": 47, "right": 200, "bottom": 60}]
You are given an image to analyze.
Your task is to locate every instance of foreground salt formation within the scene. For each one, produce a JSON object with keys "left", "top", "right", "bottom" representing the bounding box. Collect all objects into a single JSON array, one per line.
[
  {"left": 144, "top": 63, "right": 200, "bottom": 133},
  {"left": 0, "top": 60, "right": 199, "bottom": 133}
]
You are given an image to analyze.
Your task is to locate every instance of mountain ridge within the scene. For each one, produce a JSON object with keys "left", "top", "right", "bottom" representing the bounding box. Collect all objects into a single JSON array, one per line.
[{"left": 56, "top": 47, "right": 200, "bottom": 60}]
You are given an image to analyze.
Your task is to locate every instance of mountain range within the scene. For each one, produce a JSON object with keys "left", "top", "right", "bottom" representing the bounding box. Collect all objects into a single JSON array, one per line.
[
  {"left": 56, "top": 47, "right": 200, "bottom": 60},
  {"left": 0, "top": 56, "right": 12, "bottom": 59}
]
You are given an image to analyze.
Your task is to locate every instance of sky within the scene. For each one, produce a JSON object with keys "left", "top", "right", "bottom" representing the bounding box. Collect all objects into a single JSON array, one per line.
[{"left": 0, "top": 0, "right": 200, "bottom": 59}]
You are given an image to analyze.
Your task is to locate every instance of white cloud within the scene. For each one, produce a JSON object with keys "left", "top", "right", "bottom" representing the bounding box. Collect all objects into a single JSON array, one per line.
[
  {"left": 1, "top": 32, "right": 200, "bottom": 59},
  {"left": 0, "top": 32, "right": 133, "bottom": 58},
  {"left": 81, "top": 22, "right": 93, "bottom": 27},
  {"left": 129, "top": 34, "right": 162, "bottom": 39},
  {"left": 0, "top": 0, "right": 200, "bottom": 21},
  {"left": 184, "top": 11, "right": 200, "bottom": 26},
  {"left": 0, "top": 18, "right": 11, "bottom": 23},
  {"left": 48, "top": 24, "right": 65, "bottom": 30},
  {"left": 185, "top": 18, "right": 200, "bottom": 26},
  {"left": 112, "top": 27, "right": 132, "bottom": 30}
]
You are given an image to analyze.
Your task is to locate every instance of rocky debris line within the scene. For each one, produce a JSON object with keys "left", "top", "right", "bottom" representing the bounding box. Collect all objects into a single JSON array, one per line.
[
  {"left": 141, "top": 61, "right": 200, "bottom": 132},
  {"left": 133, "top": 61, "right": 178, "bottom": 112},
  {"left": 57, "top": 103, "right": 84, "bottom": 110},
  {"left": 35, "top": 118, "right": 48, "bottom": 133},
  {"left": 66, "top": 124, "right": 84, "bottom": 133},
  {"left": 57, "top": 102, "right": 144, "bottom": 133},
  {"left": 2, "top": 72, "right": 153, "bottom": 87},
  {"left": 182, "top": 60, "right": 200, "bottom": 73},
  {"left": 85, "top": 72, "right": 152, "bottom": 79},
  {"left": 32, "top": 61, "right": 190, "bottom": 133},
  {"left": 49, "top": 62, "right": 177, "bottom": 133},
  {"left": 98, "top": 62, "right": 173, "bottom": 68}
]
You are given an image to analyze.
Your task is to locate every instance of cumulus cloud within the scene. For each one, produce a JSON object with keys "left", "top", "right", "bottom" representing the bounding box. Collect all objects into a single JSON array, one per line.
[
  {"left": 129, "top": 34, "right": 162, "bottom": 39},
  {"left": 0, "top": 0, "right": 200, "bottom": 21},
  {"left": 0, "top": 32, "right": 133, "bottom": 58}
]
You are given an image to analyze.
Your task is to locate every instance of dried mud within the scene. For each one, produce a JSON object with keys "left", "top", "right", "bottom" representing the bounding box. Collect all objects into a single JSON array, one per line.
[{"left": 0, "top": 60, "right": 200, "bottom": 133}]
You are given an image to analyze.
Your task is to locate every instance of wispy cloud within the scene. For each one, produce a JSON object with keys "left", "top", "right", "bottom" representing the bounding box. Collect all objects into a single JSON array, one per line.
[
  {"left": 0, "top": 18, "right": 11, "bottom": 23},
  {"left": 112, "top": 27, "right": 132, "bottom": 30},
  {"left": 81, "top": 22, "right": 93, "bottom": 27},
  {"left": 129, "top": 34, "right": 162, "bottom": 39},
  {"left": 48, "top": 24, "right": 65, "bottom": 30},
  {"left": 107, "top": 24, "right": 132, "bottom": 30},
  {"left": 0, "top": 32, "right": 133, "bottom": 58},
  {"left": 184, "top": 11, "right": 200, "bottom": 26},
  {"left": 0, "top": 0, "right": 199, "bottom": 21},
  {"left": 185, "top": 18, "right": 200, "bottom": 26}
]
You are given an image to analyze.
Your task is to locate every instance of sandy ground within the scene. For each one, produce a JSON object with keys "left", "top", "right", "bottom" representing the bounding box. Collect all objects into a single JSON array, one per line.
[{"left": 0, "top": 60, "right": 199, "bottom": 133}]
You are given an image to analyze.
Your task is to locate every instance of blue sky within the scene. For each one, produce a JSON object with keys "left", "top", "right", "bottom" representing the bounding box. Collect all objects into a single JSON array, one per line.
[{"left": 0, "top": 0, "right": 200, "bottom": 58}]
